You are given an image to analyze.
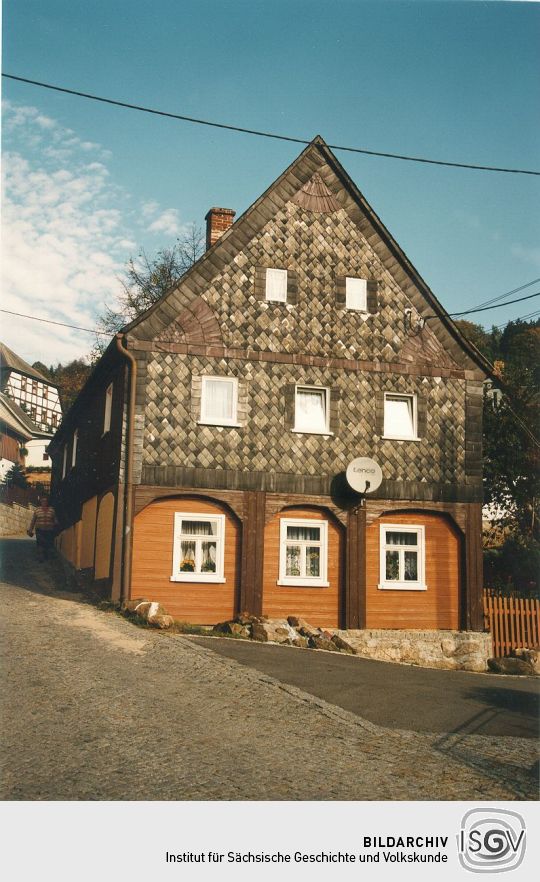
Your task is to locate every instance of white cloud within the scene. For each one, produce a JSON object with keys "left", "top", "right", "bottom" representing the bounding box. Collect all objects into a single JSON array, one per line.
[
  {"left": 1, "top": 100, "right": 187, "bottom": 365},
  {"left": 147, "top": 208, "right": 182, "bottom": 236},
  {"left": 141, "top": 200, "right": 160, "bottom": 218}
]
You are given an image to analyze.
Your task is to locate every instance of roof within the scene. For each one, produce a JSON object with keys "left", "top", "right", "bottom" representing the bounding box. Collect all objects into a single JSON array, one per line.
[
  {"left": 0, "top": 342, "right": 57, "bottom": 386},
  {"left": 0, "top": 392, "right": 53, "bottom": 440},
  {"left": 0, "top": 393, "right": 34, "bottom": 440},
  {"left": 123, "top": 135, "right": 492, "bottom": 377}
]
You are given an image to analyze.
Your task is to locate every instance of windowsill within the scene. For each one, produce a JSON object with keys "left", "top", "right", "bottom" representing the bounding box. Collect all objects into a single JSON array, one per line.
[
  {"left": 377, "top": 583, "right": 427, "bottom": 591},
  {"left": 382, "top": 435, "right": 421, "bottom": 442},
  {"left": 291, "top": 429, "right": 333, "bottom": 436},
  {"left": 198, "top": 420, "right": 242, "bottom": 428},
  {"left": 170, "top": 576, "right": 226, "bottom": 583},
  {"left": 277, "top": 579, "right": 330, "bottom": 588}
]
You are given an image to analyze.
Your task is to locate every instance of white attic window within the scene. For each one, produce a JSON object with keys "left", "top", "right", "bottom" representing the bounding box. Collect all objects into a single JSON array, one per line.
[
  {"left": 265, "top": 268, "right": 287, "bottom": 302},
  {"left": 345, "top": 277, "right": 367, "bottom": 311}
]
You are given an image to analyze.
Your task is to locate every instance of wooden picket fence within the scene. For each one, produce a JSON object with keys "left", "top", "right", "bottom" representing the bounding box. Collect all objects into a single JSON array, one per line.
[{"left": 483, "top": 590, "right": 540, "bottom": 657}]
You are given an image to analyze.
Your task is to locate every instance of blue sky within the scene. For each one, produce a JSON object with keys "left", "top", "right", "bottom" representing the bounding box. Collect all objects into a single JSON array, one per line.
[{"left": 2, "top": 0, "right": 539, "bottom": 364}]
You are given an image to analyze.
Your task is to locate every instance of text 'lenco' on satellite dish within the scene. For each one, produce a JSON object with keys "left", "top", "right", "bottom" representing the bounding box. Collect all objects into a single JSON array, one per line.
[{"left": 345, "top": 457, "right": 383, "bottom": 494}]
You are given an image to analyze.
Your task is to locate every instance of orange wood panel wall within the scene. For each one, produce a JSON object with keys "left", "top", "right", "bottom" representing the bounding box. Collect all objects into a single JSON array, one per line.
[
  {"left": 131, "top": 496, "right": 240, "bottom": 623},
  {"left": 262, "top": 507, "right": 343, "bottom": 628},
  {"left": 366, "top": 512, "right": 461, "bottom": 629}
]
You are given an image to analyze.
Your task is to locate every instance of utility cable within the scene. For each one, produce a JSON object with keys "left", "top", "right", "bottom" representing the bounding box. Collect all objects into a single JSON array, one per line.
[
  {"left": 3, "top": 73, "right": 540, "bottom": 177},
  {"left": 0, "top": 308, "right": 111, "bottom": 336},
  {"left": 492, "top": 309, "right": 540, "bottom": 331},
  {"left": 470, "top": 277, "right": 540, "bottom": 311},
  {"left": 426, "top": 290, "right": 540, "bottom": 319}
]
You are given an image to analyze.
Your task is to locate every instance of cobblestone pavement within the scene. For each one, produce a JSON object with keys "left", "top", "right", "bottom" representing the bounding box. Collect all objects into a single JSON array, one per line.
[{"left": 1, "top": 538, "right": 538, "bottom": 801}]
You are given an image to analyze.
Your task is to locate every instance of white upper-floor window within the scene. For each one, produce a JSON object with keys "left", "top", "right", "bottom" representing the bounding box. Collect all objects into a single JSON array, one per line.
[
  {"left": 200, "top": 376, "right": 239, "bottom": 426},
  {"left": 294, "top": 385, "right": 330, "bottom": 434},
  {"left": 383, "top": 393, "right": 417, "bottom": 440},
  {"left": 345, "top": 277, "right": 367, "bottom": 311},
  {"left": 265, "top": 268, "right": 288, "bottom": 302}
]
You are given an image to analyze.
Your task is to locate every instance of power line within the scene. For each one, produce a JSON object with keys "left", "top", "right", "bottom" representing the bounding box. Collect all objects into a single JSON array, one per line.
[
  {"left": 3, "top": 72, "right": 540, "bottom": 177},
  {"left": 428, "top": 290, "right": 540, "bottom": 319},
  {"left": 492, "top": 309, "right": 540, "bottom": 331},
  {"left": 0, "top": 308, "right": 111, "bottom": 336},
  {"left": 471, "top": 277, "right": 540, "bottom": 312}
]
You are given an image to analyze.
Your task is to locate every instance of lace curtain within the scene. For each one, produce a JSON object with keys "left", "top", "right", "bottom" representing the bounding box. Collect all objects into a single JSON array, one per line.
[
  {"left": 204, "top": 380, "right": 233, "bottom": 420},
  {"left": 295, "top": 388, "right": 326, "bottom": 431}
]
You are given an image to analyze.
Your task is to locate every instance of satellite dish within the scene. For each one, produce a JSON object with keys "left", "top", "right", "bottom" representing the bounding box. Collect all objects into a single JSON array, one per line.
[{"left": 346, "top": 457, "right": 383, "bottom": 494}]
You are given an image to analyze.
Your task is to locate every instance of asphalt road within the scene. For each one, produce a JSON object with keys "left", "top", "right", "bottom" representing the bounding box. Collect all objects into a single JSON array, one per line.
[{"left": 189, "top": 636, "right": 540, "bottom": 739}]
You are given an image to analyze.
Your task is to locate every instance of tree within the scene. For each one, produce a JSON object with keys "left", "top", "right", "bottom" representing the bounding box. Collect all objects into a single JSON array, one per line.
[
  {"left": 95, "top": 224, "right": 204, "bottom": 348},
  {"left": 482, "top": 321, "right": 540, "bottom": 540},
  {"left": 2, "top": 463, "right": 29, "bottom": 489},
  {"left": 31, "top": 361, "right": 53, "bottom": 381},
  {"left": 454, "top": 319, "right": 495, "bottom": 362},
  {"left": 458, "top": 318, "right": 539, "bottom": 591},
  {"left": 45, "top": 360, "right": 93, "bottom": 412}
]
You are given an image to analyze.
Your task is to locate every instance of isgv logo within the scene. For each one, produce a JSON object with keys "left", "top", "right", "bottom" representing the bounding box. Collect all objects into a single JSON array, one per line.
[{"left": 458, "top": 808, "right": 526, "bottom": 873}]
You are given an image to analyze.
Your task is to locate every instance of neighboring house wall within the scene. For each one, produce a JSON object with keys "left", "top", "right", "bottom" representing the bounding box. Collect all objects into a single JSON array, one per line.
[
  {"left": 50, "top": 355, "right": 126, "bottom": 597},
  {"left": 3, "top": 371, "right": 61, "bottom": 432},
  {"left": 25, "top": 438, "right": 52, "bottom": 468},
  {"left": 0, "top": 431, "right": 21, "bottom": 464},
  {"left": 50, "top": 360, "right": 126, "bottom": 526}
]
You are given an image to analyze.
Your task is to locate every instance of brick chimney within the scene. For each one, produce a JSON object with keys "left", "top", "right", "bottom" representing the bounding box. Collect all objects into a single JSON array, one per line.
[{"left": 205, "top": 207, "right": 235, "bottom": 250}]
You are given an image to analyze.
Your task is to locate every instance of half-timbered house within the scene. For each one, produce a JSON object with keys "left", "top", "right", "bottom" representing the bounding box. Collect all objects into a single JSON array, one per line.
[
  {"left": 49, "top": 137, "right": 489, "bottom": 632},
  {"left": 0, "top": 343, "right": 62, "bottom": 472}
]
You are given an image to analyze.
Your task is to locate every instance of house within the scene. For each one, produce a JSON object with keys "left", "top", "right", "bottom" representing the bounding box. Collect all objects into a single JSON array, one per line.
[
  {"left": 49, "top": 137, "right": 489, "bottom": 632},
  {"left": 0, "top": 392, "right": 34, "bottom": 479},
  {"left": 0, "top": 389, "right": 57, "bottom": 482},
  {"left": 0, "top": 342, "right": 62, "bottom": 473}
]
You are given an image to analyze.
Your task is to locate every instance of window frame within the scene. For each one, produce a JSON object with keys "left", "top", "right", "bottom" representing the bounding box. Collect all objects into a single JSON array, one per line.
[
  {"left": 199, "top": 376, "right": 239, "bottom": 427},
  {"left": 278, "top": 517, "right": 329, "bottom": 587},
  {"left": 345, "top": 276, "right": 368, "bottom": 312},
  {"left": 71, "top": 428, "right": 78, "bottom": 468},
  {"left": 171, "top": 512, "right": 226, "bottom": 583},
  {"left": 61, "top": 445, "right": 68, "bottom": 479},
  {"left": 293, "top": 384, "right": 331, "bottom": 435},
  {"left": 378, "top": 523, "right": 426, "bottom": 591},
  {"left": 265, "top": 267, "right": 288, "bottom": 303},
  {"left": 103, "top": 382, "right": 113, "bottom": 435},
  {"left": 383, "top": 392, "right": 418, "bottom": 440}
]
